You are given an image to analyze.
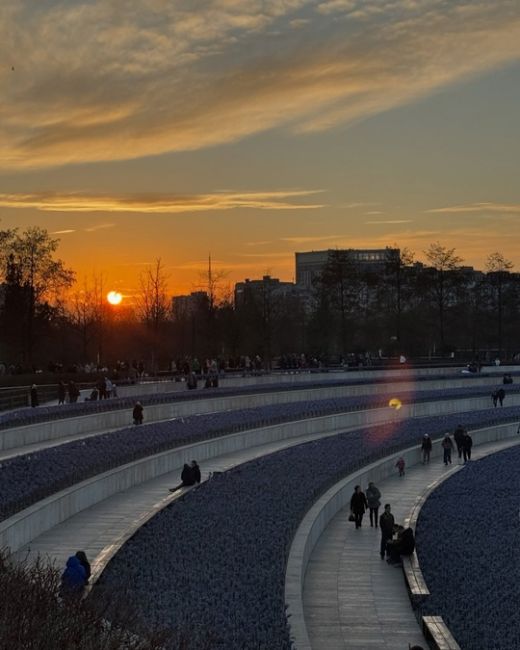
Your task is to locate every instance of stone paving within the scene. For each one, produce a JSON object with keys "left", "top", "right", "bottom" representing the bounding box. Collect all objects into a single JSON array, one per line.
[
  {"left": 13, "top": 427, "right": 345, "bottom": 572},
  {"left": 11, "top": 402, "right": 520, "bottom": 650},
  {"left": 303, "top": 436, "right": 520, "bottom": 650}
]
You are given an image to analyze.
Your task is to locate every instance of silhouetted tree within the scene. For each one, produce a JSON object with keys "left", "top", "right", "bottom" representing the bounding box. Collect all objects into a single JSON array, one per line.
[
  {"left": 0, "top": 227, "right": 74, "bottom": 366},
  {"left": 314, "top": 250, "right": 361, "bottom": 355},
  {"left": 485, "top": 252, "right": 514, "bottom": 357},
  {"left": 421, "top": 243, "right": 464, "bottom": 353},
  {"left": 383, "top": 246, "right": 415, "bottom": 346},
  {"left": 136, "top": 259, "right": 170, "bottom": 373}
]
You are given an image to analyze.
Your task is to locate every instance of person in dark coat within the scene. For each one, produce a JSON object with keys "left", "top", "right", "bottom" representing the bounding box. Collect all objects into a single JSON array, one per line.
[
  {"left": 491, "top": 390, "right": 499, "bottom": 407},
  {"left": 453, "top": 424, "right": 465, "bottom": 461},
  {"left": 462, "top": 431, "right": 473, "bottom": 462},
  {"left": 132, "top": 401, "right": 144, "bottom": 425},
  {"left": 97, "top": 377, "right": 107, "bottom": 400},
  {"left": 497, "top": 387, "right": 505, "bottom": 406},
  {"left": 74, "top": 550, "right": 91, "bottom": 584},
  {"left": 60, "top": 554, "right": 87, "bottom": 598},
  {"left": 190, "top": 460, "right": 201, "bottom": 484},
  {"left": 187, "top": 372, "right": 198, "bottom": 389},
  {"left": 379, "top": 504, "right": 395, "bottom": 559},
  {"left": 68, "top": 380, "right": 79, "bottom": 403},
  {"left": 387, "top": 527, "right": 415, "bottom": 565},
  {"left": 169, "top": 462, "right": 199, "bottom": 492},
  {"left": 30, "top": 384, "right": 39, "bottom": 408},
  {"left": 441, "top": 434, "right": 454, "bottom": 465},
  {"left": 88, "top": 387, "right": 99, "bottom": 401},
  {"left": 366, "top": 481, "right": 381, "bottom": 528},
  {"left": 421, "top": 434, "right": 432, "bottom": 464},
  {"left": 350, "top": 485, "right": 368, "bottom": 529}
]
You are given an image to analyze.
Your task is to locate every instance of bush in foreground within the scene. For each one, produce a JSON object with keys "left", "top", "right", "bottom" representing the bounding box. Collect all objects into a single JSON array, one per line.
[{"left": 0, "top": 548, "right": 214, "bottom": 650}]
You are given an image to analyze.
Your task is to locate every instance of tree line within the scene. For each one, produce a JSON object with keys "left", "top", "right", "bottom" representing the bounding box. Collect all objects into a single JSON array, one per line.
[{"left": 0, "top": 225, "right": 519, "bottom": 373}]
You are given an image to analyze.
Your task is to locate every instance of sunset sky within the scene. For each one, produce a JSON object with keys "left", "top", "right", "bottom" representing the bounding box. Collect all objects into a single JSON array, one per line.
[{"left": 1, "top": 0, "right": 519, "bottom": 297}]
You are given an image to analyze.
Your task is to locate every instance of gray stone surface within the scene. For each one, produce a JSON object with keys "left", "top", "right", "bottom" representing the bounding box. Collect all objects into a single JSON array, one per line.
[{"left": 302, "top": 437, "right": 520, "bottom": 650}]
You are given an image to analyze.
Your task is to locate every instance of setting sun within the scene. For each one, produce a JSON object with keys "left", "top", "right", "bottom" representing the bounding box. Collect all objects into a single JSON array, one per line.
[{"left": 107, "top": 290, "right": 123, "bottom": 305}]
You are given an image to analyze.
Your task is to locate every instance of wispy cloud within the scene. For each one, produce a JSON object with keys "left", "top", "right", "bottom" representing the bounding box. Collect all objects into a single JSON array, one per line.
[
  {"left": 1, "top": 1, "right": 519, "bottom": 168},
  {"left": 0, "top": 190, "right": 324, "bottom": 213},
  {"left": 51, "top": 229, "right": 76, "bottom": 234},
  {"left": 340, "top": 202, "right": 381, "bottom": 209},
  {"left": 427, "top": 202, "right": 520, "bottom": 215},
  {"left": 365, "top": 219, "right": 413, "bottom": 224},
  {"left": 239, "top": 251, "right": 294, "bottom": 258},
  {"left": 84, "top": 223, "right": 116, "bottom": 232},
  {"left": 279, "top": 234, "right": 343, "bottom": 244}
]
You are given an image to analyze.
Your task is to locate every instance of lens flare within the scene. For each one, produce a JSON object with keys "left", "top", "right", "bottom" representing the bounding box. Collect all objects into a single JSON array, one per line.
[{"left": 389, "top": 397, "right": 402, "bottom": 410}]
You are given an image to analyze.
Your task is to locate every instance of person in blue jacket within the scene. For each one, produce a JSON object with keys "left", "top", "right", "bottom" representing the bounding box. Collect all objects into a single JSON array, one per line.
[{"left": 60, "top": 554, "right": 87, "bottom": 598}]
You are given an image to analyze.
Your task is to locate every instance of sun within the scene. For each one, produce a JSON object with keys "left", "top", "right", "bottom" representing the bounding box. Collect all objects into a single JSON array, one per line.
[{"left": 107, "top": 290, "right": 123, "bottom": 305}]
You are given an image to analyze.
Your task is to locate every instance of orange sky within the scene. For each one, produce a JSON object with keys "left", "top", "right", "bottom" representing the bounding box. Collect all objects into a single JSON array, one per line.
[{"left": 1, "top": 1, "right": 519, "bottom": 297}]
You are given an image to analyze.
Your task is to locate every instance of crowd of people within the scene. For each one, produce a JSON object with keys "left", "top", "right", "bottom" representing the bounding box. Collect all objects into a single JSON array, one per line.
[
  {"left": 349, "top": 485, "right": 416, "bottom": 567},
  {"left": 350, "top": 420, "right": 480, "bottom": 571}
]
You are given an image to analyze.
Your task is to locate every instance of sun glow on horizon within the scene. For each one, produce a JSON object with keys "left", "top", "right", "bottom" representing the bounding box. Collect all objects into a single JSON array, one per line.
[{"left": 107, "top": 290, "right": 123, "bottom": 305}]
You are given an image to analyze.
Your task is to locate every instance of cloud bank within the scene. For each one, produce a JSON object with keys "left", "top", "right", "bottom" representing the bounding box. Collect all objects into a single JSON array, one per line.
[
  {"left": 0, "top": 189, "right": 324, "bottom": 213},
  {"left": 1, "top": 0, "right": 519, "bottom": 168}
]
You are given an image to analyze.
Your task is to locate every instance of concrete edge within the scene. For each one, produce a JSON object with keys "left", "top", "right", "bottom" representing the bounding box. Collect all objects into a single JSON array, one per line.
[
  {"left": 284, "top": 421, "right": 520, "bottom": 650},
  {"left": 3, "top": 377, "right": 518, "bottom": 454},
  {"left": 1, "top": 405, "right": 404, "bottom": 554},
  {"left": 2, "top": 394, "right": 519, "bottom": 556}
]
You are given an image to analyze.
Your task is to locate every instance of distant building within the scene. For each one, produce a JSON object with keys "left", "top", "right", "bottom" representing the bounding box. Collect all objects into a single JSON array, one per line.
[
  {"left": 295, "top": 248, "right": 397, "bottom": 290},
  {"left": 171, "top": 291, "right": 209, "bottom": 320},
  {"left": 234, "top": 276, "right": 297, "bottom": 308}
]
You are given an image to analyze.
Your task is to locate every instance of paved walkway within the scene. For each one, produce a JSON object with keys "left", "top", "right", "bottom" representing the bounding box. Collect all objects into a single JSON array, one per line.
[
  {"left": 13, "top": 427, "right": 348, "bottom": 572},
  {"left": 303, "top": 437, "right": 520, "bottom": 650}
]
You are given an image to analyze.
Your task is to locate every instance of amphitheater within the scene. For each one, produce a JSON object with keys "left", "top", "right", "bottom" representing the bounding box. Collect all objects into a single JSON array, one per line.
[{"left": 2, "top": 366, "right": 519, "bottom": 650}]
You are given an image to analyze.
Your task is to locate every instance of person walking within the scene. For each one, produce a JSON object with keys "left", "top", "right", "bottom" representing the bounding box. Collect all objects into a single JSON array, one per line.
[
  {"left": 395, "top": 457, "right": 406, "bottom": 477},
  {"left": 379, "top": 503, "right": 395, "bottom": 559},
  {"left": 497, "top": 387, "right": 505, "bottom": 407},
  {"left": 350, "top": 485, "right": 368, "bottom": 529},
  {"left": 441, "top": 434, "right": 454, "bottom": 465},
  {"left": 453, "top": 424, "right": 465, "bottom": 461},
  {"left": 68, "top": 380, "right": 79, "bottom": 403},
  {"left": 30, "top": 384, "right": 39, "bottom": 408},
  {"left": 132, "top": 401, "right": 144, "bottom": 425},
  {"left": 366, "top": 481, "right": 381, "bottom": 528},
  {"left": 491, "top": 390, "right": 499, "bottom": 408},
  {"left": 421, "top": 434, "right": 432, "bottom": 464},
  {"left": 462, "top": 431, "right": 473, "bottom": 462}
]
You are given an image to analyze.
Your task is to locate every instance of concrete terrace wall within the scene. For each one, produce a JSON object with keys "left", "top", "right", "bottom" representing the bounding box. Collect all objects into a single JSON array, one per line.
[
  {"left": 2, "top": 395, "right": 519, "bottom": 554},
  {"left": 284, "top": 421, "right": 520, "bottom": 650},
  {"left": 2, "top": 377, "right": 517, "bottom": 452},
  {"left": 118, "top": 364, "right": 520, "bottom": 397}
]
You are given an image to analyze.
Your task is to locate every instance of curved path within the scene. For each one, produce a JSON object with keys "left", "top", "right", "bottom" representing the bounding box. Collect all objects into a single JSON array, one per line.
[
  {"left": 13, "top": 423, "right": 354, "bottom": 575},
  {"left": 302, "top": 436, "right": 520, "bottom": 650}
]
